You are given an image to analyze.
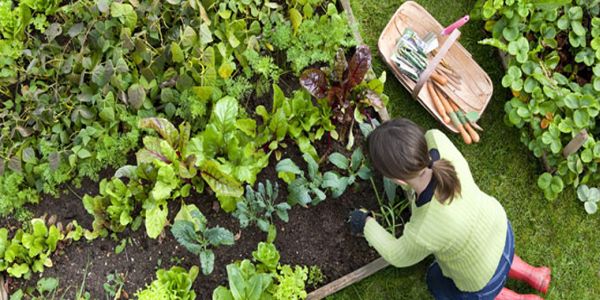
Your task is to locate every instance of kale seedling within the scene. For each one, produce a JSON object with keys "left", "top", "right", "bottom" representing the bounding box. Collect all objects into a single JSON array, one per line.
[{"left": 233, "top": 180, "right": 291, "bottom": 232}]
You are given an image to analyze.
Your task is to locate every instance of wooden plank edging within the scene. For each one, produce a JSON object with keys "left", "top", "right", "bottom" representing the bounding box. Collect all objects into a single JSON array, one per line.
[
  {"left": 306, "top": 257, "right": 390, "bottom": 300},
  {"left": 305, "top": 3, "right": 393, "bottom": 299},
  {"left": 340, "top": 0, "right": 391, "bottom": 122}
]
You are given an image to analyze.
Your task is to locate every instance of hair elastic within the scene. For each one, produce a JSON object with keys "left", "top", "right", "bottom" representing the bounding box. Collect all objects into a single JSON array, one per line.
[{"left": 428, "top": 160, "right": 434, "bottom": 169}]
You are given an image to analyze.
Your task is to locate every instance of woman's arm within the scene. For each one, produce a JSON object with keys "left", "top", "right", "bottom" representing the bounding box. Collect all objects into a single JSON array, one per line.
[{"left": 364, "top": 218, "right": 430, "bottom": 267}]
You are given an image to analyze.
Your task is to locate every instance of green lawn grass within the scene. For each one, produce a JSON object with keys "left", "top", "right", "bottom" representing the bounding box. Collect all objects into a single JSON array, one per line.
[{"left": 329, "top": 0, "right": 600, "bottom": 299}]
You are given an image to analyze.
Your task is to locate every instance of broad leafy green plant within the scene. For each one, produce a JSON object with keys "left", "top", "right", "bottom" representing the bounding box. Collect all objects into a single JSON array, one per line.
[
  {"left": 300, "top": 46, "right": 388, "bottom": 147},
  {"left": 135, "top": 265, "right": 199, "bottom": 300},
  {"left": 171, "top": 203, "right": 235, "bottom": 275},
  {"left": 212, "top": 259, "right": 273, "bottom": 300},
  {"left": 276, "top": 154, "right": 327, "bottom": 207},
  {"left": 256, "top": 84, "right": 335, "bottom": 161},
  {"left": 322, "top": 148, "right": 373, "bottom": 198},
  {"left": 0, "top": 218, "right": 84, "bottom": 279}
]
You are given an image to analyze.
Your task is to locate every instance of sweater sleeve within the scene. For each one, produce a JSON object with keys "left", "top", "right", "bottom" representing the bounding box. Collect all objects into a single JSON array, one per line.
[{"left": 364, "top": 218, "right": 431, "bottom": 267}]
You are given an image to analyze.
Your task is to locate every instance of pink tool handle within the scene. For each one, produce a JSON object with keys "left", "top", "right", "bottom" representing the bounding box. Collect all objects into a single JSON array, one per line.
[{"left": 441, "top": 15, "right": 470, "bottom": 35}]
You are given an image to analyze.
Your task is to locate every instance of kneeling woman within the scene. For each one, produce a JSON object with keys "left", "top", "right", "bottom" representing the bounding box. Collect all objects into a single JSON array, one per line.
[{"left": 349, "top": 118, "right": 551, "bottom": 299}]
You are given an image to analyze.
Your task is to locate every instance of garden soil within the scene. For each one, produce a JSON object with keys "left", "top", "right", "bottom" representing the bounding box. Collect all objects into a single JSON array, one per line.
[
  {"left": 3, "top": 142, "right": 407, "bottom": 300},
  {"left": 2, "top": 75, "right": 407, "bottom": 299}
]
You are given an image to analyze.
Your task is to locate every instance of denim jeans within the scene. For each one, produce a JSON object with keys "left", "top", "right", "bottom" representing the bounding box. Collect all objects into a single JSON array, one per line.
[{"left": 426, "top": 221, "right": 515, "bottom": 300}]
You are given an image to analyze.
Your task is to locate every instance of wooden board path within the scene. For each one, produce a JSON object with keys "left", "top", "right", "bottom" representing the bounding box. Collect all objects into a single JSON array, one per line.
[{"left": 305, "top": 2, "right": 392, "bottom": 299}]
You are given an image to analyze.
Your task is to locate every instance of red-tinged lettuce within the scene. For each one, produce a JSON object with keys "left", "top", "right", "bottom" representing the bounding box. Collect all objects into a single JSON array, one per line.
[{"left": 300, "top": 46, "right": 377, "bottom": 142}]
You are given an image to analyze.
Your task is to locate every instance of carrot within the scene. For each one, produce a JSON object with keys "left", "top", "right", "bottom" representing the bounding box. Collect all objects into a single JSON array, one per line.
[
  {"left": 430, "top": 72, "right": 448, "bottom": 86},
  {"left": 435, "top": 87, "right": 471, "bottom": 144},
  {"left": 449, "top": 101, "right": 479, "bottom": 143},
  {"left": 427, "top": 82, "right": 450, "bottom": 124}
]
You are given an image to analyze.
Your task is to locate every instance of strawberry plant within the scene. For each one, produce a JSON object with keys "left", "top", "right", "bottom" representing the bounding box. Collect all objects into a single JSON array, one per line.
[
  {"left": 474, "top": 0, "right": 600, "bottom": 208},
  {"left": 577, "top": 184, "right": 600, "bottom": 214},
  {"left": 170, "top": 203, "right": 235, "bottom": 275}
]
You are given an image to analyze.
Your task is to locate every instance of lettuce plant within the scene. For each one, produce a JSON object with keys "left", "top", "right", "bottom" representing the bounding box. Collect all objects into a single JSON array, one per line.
[
  {"left": 256, "top": 84, "right": 335, "bottom": 161},
  {"left": 300, "top": 46, "right": 387, "bottom": 146},
  {"left": 82, "top": 177, "right": 144, "bottom": 239},
  {"left": 252, "top": 242, "right": 281, "bottom": 272},
  {"left": 0, "top": 219, "right": 63, "bottom": 278},
  {"left": 136, "top": 266, "right": 199, "bottom": 300},
  {"left": 212, "top": 259, "right": 273, "bottom": 300}
]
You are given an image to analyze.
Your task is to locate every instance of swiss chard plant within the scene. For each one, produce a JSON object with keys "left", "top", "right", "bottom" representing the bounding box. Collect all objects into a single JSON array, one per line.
[
  {"left": 276, "top": 154, "right": 327, "bottom": 207},
  {"left": 300, "top": 46, "right": 388, "bottom": 147},
  {"left": 474, "top": 0, "right": 600, "bottom": 209},
  {"left": 135, "top": 265, "right": 199, "bottom": 300},
  {"left": 187, "top": 96, "right": 269, "bottom": 212},
  {"left": 322, "top": 148, "right": 373, "bottom": 198},
  {"left": 170, "top": 203, "right": 235, "bottom": 275},
  {"left": 234, "top": 180, "right": 291, "bottom": 233}
]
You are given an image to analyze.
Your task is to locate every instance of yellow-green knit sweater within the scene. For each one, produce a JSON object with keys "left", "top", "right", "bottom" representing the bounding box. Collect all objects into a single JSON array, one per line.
[{"left": 364, "top": 129, "right": 508, "bottom": 292}]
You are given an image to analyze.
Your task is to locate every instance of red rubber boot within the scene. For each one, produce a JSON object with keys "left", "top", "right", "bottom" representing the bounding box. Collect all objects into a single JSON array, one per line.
[
  {"left": 508, "top": 255, "right": 551, "bottom": 294},
  {"left": 495, "top": 288, "right": 544, "bottom": 300}
]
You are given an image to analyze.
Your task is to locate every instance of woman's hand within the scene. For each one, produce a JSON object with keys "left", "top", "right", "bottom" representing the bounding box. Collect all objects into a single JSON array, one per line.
[{"left": 348, "top": 208, "right": 374, "bottom": 236}]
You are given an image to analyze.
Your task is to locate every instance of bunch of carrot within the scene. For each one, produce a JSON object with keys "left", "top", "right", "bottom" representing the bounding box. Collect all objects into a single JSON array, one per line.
[{"left": 426, "top": 79, "right": 480, "bottom": 144}]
